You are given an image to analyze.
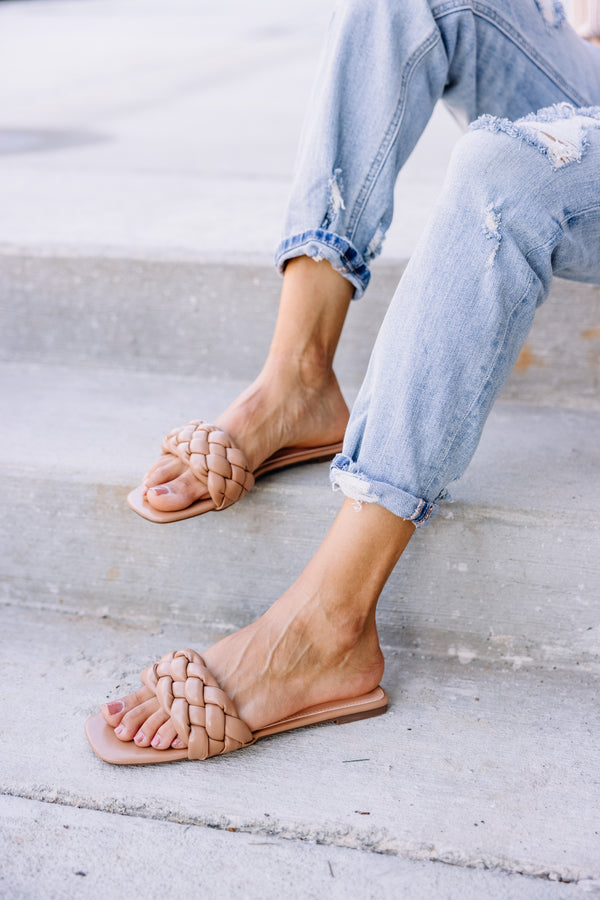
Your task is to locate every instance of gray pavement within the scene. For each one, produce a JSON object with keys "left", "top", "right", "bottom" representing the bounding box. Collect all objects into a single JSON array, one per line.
[
  {"left": 0, "top": 0, "right": 460, "bottom": 263},
  {"left": 1, "top": 1, "right": 599, "bottom": 898},
  {"left": 4, "top": 796, "right": 592, "bottom": 900}
]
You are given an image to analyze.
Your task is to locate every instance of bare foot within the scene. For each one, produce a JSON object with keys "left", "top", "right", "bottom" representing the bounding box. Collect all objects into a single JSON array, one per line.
[
  {"left": 102, "top": 685, "right": 184, "bottom": 749},
  {"left": 141, "top": 255, "right": 354, "bottom": 515},
  {"left": 101, "top": 501, "right": 414, "bottom": 753},
  {"left": 141, "top": 362, "right": 349, "bottom": 514},
  {"left": 101, "top": 581, "right": 383, "bottom": 749}
]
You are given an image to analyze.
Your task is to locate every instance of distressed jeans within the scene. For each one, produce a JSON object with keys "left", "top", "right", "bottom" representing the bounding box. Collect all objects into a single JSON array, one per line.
[
  {"left": 275, "top": 0, "right": 600, "bottom": 296},
  {"left": 332, "top": 105, "right": 600, "bottom": 523},
  {"left": 276, "top": 0, "right": 600, "bottom": 523}
]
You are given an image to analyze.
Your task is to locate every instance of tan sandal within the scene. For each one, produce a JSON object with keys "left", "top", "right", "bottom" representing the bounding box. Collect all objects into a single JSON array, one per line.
[
  {"left": 85, "top": 648, "right": 388, "bottom": 765},
  {"left": 127, "top": 421, "right": 343, "bottom": 523}
]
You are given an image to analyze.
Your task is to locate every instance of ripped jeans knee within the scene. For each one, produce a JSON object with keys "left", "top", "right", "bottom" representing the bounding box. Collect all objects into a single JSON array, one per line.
[
  {"left": 443, "top": 102, "right": 600, "bottom": 280},
  {"left": 329, "top": 104, "right": 600, "bottom": 527},
  {"left": 471, "top": 102, "right": 600, "bottom": 169}
]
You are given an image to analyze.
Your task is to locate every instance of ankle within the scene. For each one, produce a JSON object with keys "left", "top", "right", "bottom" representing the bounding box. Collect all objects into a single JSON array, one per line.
[
  {"left": 264, "top": 344, "right": 335, "bottom": 393},
  {"left": 317, "top": 607, "right": 385, "bottom": 684},
  {"left": 298, "top": 346, "right": 338, "bottom": 392},
  {"left": 273, "top": 580, "right": 381, "bottom": 666}
]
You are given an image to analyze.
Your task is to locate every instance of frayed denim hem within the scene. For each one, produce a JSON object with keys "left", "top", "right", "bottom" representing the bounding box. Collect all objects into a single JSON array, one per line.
[
  {"left": 330, "top": 456, "right": 438, "bottom": 528},
  {"left": 274, "top": 229, "right": 370, "bottom": 299}
]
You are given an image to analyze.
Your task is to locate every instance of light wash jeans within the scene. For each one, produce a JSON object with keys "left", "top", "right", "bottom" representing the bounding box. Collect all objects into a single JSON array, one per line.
[
  {"left": 276, "top": 0, "right": 600, "bottom": 524},
  {"left": 276, "top": 0, "right": 600, "bottom": 296}
]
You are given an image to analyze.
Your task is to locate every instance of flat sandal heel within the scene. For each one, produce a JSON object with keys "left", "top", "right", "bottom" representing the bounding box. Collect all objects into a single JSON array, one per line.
[{"left": 333, "top": 704, "right": 388, "bottom": 725}]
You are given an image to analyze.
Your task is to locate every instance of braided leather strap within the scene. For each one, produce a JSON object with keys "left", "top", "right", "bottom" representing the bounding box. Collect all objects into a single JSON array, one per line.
[
  {"left": 162, "top": 421, "right": 254, "bottom": 511},
  {"left": 142, "top": 649, "right": 255, "bottom": 759}
]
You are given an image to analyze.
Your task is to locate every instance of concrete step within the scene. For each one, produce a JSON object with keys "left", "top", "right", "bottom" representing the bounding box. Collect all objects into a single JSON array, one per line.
[
  {"left": 1, "top": 253, "right": 599, "bottom": 407},
  {"left": 4, "top": 1, "right": 598, "bottom": 893},
  {"left": 1, "top": 796, "right": 588, "bottom": 900},
  {"left": 1, "top": 605, "right": 599, "bottom": 887},
  {"left": 2, "top": 361, "right": 599, "bottom": 672}
]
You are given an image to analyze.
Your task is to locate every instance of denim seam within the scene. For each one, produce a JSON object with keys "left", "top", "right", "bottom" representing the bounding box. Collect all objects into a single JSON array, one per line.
[
  {"left": 558, "top": 204, "right": 600, "bottom": 232},
  {"left": 525, "top": 217, "right": 582, "bottom": 267},
  {"left": 466, "top": 3, "right": 593, "bottom": 108},
  {"left": 524, "top": 230, "right": 563, "bottom": 267},
  {"left": 346, "top": 29, "right": 442, "bottom": 244},
  {"left": 522, "top": 203, "right": 600, "bottom": 265},
  {"left": 421, "top": 268, "right": 537, "bottom": 499},
  {"left": 523, "top": 205, "right": 600, "bottom": 288},
  {"left": 433, "top": 2, "right": 591, "bottom": 107}
]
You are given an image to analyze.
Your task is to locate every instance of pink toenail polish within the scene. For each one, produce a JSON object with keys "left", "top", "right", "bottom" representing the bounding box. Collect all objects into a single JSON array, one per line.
[
  {"left": 106, "top": 700, "right": 124, "bottom": 715},
  {"left": 115, "top": 725, "right": 124, "bottom": 736},
  {"left": 172, "top": 738, "right": 183, "bottom": 749},
  {"left": 150, "top": 485, "right": 170, "bottom": 496},
  {"left": 134, "top": 731, "right": 145, "bottom": 744},
  {"left": 151, "top": 735, "right": 162, "bottom": 748}
]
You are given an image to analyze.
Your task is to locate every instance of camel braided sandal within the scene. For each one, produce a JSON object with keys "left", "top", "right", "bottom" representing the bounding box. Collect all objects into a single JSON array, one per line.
[
  {"left": 142, "top": 649, "right": 255, "bottom": 759},
  {"left": 85, "top": 647, "right": 389, "bottom": 765},
  {"left": 127, "top": 420, "right": 343, "bottom": 523},
  {"left": 163, "top": 422, "right": 255, "bottom": 511}
]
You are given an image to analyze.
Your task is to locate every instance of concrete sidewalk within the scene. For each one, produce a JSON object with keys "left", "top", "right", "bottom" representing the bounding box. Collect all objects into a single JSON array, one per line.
[
  {"left": 1, "top": 1, "right": 599, "bottom": 898},
  {"left": 0, "top": 0, "right": 460, "bottom": 263}
]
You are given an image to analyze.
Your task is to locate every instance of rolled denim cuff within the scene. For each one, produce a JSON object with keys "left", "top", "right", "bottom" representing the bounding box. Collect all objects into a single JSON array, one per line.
[
  {"left": 274, "top": 229, "right": 371, "bottom": 299},
  {"left": 330, "top": 454, "right": 438, "bottom": 528}
]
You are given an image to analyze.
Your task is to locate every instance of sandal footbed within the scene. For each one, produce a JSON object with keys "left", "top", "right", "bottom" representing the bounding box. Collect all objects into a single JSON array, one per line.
[
  {"left": 128, "top": 441, "right": 343, "bottom": 523},
  {"left": 85, "top": 685, "right": 388, "bottom": 765}
]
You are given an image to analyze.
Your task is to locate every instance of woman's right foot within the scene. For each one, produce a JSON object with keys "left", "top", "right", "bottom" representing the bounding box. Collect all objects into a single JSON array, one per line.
[
  {"left": 141, "top": 361, "right": 349, "bottom": 514},
  {"left": 101, "top": 499, "right": 414, "bottom": 754}
]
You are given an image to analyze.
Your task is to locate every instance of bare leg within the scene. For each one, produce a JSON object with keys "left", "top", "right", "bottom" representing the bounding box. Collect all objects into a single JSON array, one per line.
[
  {"left": 102, "top": 499, "right": 414, "bottom": 748},
  {"left": 143, "top": 257, "right": 354, "bottom": 513}
]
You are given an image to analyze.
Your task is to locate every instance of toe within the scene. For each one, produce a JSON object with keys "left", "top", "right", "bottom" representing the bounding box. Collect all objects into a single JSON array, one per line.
[
  {"left": 142, "top": 455, "right": 186, "bottom": 491},
  {"left": 102, "top": 685, "right": 155, "bottom": 727},
  {"left": 113, "top": 697, "right": 161, "bottom": 742},
  {"left": 150, "top": 719, "right": 180, "bottom": 750},
  {"left": 146, "top": 470, "right": 209, "bottom": 511},
  {"left": 132, "top": 709, "right": 171, "bottom": 747}
]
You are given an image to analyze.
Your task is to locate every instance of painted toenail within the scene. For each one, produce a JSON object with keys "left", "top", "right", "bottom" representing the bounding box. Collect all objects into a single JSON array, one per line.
[
  {"left": 134, "top": 731, "right": 145, "bottom": 744},
  {"left": 172, "top": 738, "right": 184, "bottom": 749},
  {"left": 106, "top": 700, "right": 125, "bottom": 715},
  {"left": 150, "top": 485, "right": 170, "bottom": 496},
  {"left": 115, "top": 725, "right": 125, "bottom": 736},
  {"left": 151, "top": 735, "right": 162, "bottom": 748}
]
